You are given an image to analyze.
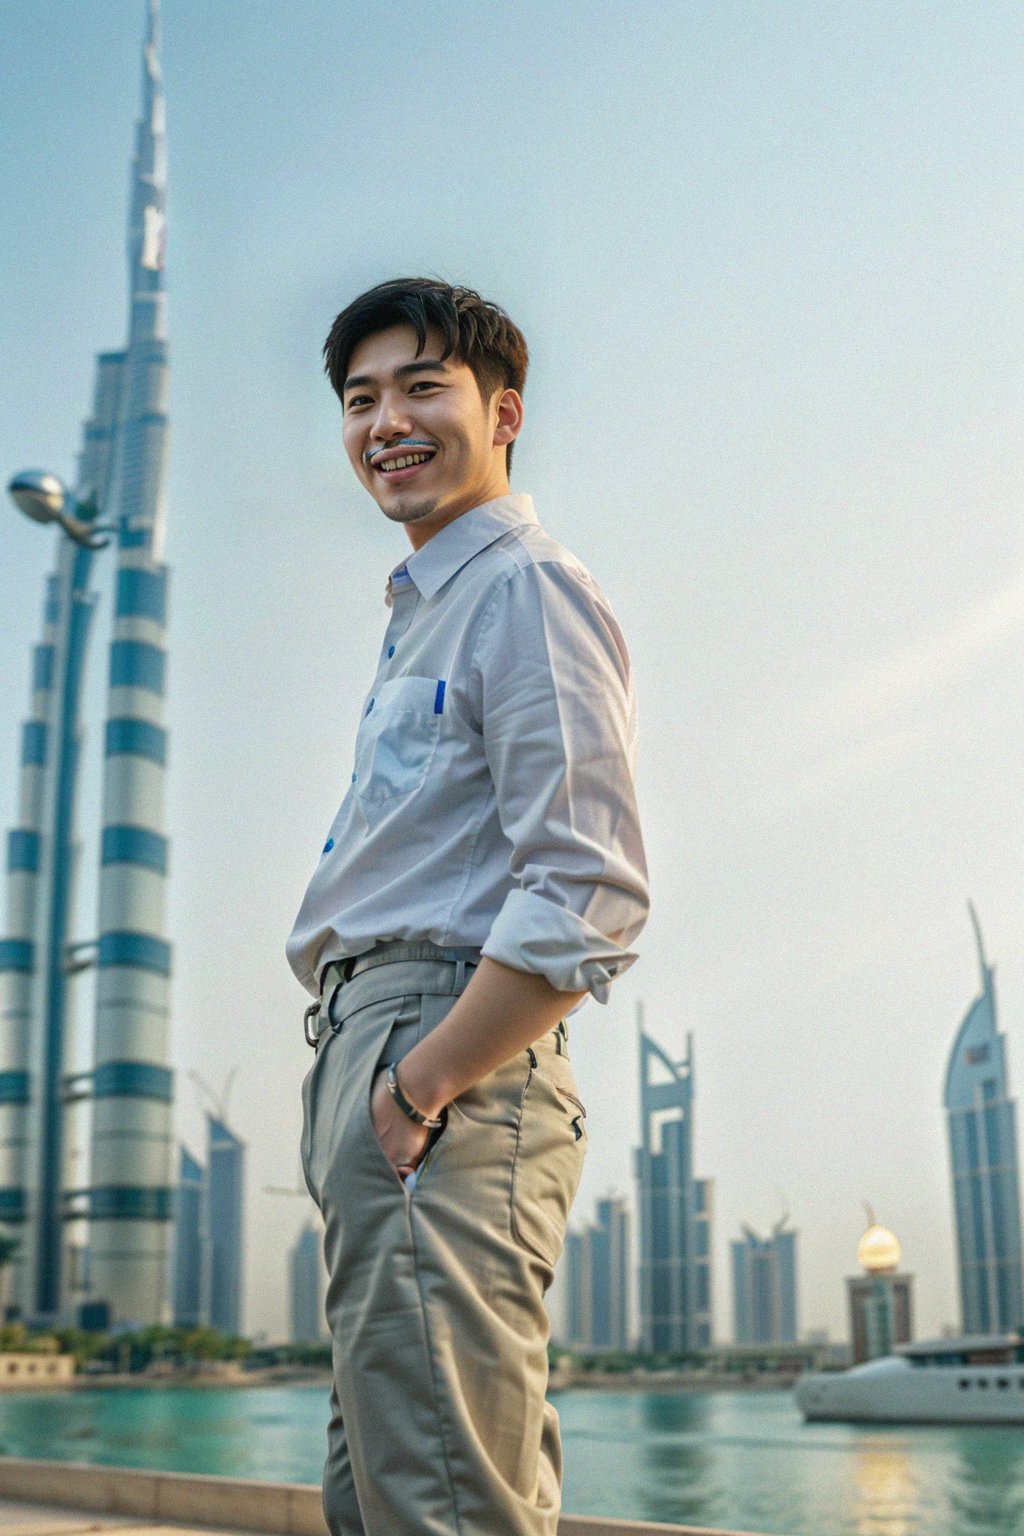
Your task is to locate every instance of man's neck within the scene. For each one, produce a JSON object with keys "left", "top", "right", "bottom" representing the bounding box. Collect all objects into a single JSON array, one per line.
[{"left": 403, "top": 484, "right": 512, "bottom": 551}]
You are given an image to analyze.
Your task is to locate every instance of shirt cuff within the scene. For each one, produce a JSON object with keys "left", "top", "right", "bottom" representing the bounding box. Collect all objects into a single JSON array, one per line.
[{"left": 481, "top": 887, "right": 639, "bottom": 1004}]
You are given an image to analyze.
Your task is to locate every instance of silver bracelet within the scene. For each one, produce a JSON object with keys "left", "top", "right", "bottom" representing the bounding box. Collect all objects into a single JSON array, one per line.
[{"left": 386, "top": 1064, "right": 444, "bottom": 1130}]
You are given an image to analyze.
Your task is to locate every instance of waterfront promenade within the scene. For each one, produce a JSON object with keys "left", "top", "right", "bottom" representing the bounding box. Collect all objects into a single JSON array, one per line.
[{"left": 0, "top": 1459, "right": 761, "bottom": 1536}]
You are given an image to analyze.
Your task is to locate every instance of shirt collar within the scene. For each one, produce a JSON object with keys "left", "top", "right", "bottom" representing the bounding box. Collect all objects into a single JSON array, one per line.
[{"left": 385, "top": 494, "right": 537, "bottom": 604}]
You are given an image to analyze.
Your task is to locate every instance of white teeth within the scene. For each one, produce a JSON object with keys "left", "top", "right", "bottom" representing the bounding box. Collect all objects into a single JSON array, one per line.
[{"left": 379, "top": 451, "right": 432, "bottom": 472}]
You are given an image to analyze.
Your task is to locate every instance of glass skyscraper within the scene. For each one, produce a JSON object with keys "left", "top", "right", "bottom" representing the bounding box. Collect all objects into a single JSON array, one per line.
[
  {"left": 563, "top": 1196, "right": 631, "bottom": 1350},
  {"left": 635, "top": 1027, "right": 713, "bottom": 1351},
  {"left": 290, "top": 1222, "right": 325, "bottom": 1346},
  {"left": 171, "top": 1145, "right": 207, "bottom": 1328},
  {"left": 207, "top": 1114, "right": 245, "bottom": 1336},
  {"left": 0, "top": 0, "right": 173, "bottom": 1326},
  {"left": 731, "top": 1219, "right": 798, "bottom": 1346},
  {"left": 944, "top": 904, "right": 1024, "bottom": 1334}
]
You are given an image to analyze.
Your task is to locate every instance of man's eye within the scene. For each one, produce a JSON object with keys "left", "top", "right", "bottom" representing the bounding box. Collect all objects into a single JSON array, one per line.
[
  {"left": 409, "top": 380, "right": 441, "bottom": 393},
  {"left": 346, "top": 394, "right": 372, "bottom": 409}
]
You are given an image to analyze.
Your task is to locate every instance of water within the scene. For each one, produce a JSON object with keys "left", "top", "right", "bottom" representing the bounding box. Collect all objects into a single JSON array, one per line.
[{"left": 0, "top": 1384, "right": 1022, "bottom": 1535}]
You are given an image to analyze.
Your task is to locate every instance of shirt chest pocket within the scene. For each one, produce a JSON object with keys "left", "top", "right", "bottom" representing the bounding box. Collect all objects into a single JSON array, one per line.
[{"left": 354, "top": 675, "right": 445, "bottom": 808}]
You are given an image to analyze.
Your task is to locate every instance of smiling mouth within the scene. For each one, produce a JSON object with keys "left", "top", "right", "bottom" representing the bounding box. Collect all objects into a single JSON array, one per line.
[
  {"left": 367, "top": 441, "right": 437, "bottom": 476},
  {"left": 376, "top": 451, "right": 434, "bottom": 474}
]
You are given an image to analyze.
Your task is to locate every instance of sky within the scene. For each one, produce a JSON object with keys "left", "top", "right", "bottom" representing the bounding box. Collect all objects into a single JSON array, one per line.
[{"left": 0, "top": 0, "right": 1021, "bottom": 1344}]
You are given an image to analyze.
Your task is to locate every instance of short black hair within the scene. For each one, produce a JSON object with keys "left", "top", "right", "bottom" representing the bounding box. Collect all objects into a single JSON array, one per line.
[{"left": 323, "top": 277, "right": 529, "bottom": 469}]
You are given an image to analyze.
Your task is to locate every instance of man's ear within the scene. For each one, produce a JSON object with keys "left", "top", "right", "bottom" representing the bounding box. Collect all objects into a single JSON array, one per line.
[{"left": 493, "top": 389, "right": 524, "bottom": 449}]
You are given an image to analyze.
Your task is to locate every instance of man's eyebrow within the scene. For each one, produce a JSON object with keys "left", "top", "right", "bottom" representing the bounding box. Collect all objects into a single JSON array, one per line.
[{"left": 342, "top": 358, "right": 452, "bottom": 393}]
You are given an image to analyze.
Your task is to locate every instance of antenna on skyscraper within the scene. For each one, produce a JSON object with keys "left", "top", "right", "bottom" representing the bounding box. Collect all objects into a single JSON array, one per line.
[
  {"left": 188, "top": 1068, "right": 238, "bottom": 1124},
  {"left": 967, "top": 900, "right": 989, "bottom": 982}
]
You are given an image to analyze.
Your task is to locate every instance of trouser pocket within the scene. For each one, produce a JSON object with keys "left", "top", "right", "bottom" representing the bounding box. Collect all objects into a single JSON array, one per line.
[
  {"left": 510, "top": 1050, "right": 587, "bottom": 1269},
  {"left": 299, "top": 1030, "right": 336, "bottom": 1206},
  {"left": 302, "top": 992, "right": 414, "bottom": 1209}
]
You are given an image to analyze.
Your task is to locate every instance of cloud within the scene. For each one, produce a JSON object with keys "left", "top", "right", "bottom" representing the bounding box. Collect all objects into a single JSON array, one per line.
[
  {"left": 736, "top": 576, "right": 1024, "bottom": 817},
  {"left": 834, "top": 574, "right": 1024, "bottom": 733},
  {"left": 777, "top": 721, "right": 933, "bottom": 807}
]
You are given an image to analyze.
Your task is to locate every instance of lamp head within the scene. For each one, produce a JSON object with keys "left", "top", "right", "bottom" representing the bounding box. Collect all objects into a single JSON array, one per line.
[
  {"left": 8, "top": 470, "right": 68, "bottom": 526},
  {"left": 7, "top": 471, "right": 108, "bottom": 549}
]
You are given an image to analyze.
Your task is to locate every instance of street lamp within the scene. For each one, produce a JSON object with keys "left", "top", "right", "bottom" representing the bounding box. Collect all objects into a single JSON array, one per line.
[
  {"left": 4, "top": 468, "right": 112, "bottom": 1320},
  {"left": 8, "top": 471, "right": 111, "bottom": 549}
]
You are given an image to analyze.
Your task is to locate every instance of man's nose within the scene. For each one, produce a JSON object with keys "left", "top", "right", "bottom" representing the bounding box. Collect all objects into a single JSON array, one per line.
[{"left": 370, "top": 395, "right": 411, "bottom": 441}]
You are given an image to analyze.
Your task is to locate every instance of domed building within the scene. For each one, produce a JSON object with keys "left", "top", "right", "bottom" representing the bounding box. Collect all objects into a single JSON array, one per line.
[
  {"left": 857, "top": 1220, "right": 901, "bottom": 1274},
  {"left": 846, "top": 1212, "right": 914, "bottom": 1363}
]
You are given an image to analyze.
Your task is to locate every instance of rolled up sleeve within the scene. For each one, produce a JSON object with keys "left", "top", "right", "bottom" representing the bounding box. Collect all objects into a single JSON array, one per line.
[{"left": 474, "top": 559, "right": 649, "bottom": 1001}]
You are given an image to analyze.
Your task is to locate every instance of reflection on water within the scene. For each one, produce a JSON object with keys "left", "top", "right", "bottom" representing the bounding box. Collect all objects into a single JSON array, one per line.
[
  {"left": 850, "top": 1443, "right": 921, "bottom": 1536},
  {"left": 2, "top": 1385, "right": 1024, "bottom": 1534},
  {"left": 947, "top": 1431, "right": 1024, "bottom": 1536},
  {"left": 559, "top": 1391, "right": 1024, "bottom": 1536},
  {"left": 636, "top": 1393, "right": 724, "bottom": 1529}
]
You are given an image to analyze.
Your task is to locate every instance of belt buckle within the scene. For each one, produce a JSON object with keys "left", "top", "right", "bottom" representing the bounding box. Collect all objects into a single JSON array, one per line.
[{"left": 304, "top": 1000, "right": 322, "bottom": 1050}]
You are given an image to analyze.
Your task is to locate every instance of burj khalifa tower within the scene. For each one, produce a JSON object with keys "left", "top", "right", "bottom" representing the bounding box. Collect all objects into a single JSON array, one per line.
[{"left": 0, "top": 0, "right": 173, "bottom": 1326}]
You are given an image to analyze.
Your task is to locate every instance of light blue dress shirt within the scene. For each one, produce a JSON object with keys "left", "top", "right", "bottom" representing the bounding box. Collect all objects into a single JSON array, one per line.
[{"left": 287, "top": 494, "right": 649, "bottom": 1002}]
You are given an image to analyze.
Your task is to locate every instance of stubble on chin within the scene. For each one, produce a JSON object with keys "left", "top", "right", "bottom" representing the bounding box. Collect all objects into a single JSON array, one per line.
[{"left": 378, "top": 497, "right": 438, "bottom": 526}]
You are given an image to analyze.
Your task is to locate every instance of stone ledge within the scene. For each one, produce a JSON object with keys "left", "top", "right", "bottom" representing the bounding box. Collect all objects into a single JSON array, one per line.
[{"left": 0, "top": 1457, "right": 762, "bottom": 1536}]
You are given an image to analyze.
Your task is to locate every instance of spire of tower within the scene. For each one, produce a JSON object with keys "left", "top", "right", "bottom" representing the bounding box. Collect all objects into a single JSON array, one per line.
[
  {"left": 143, "top": 0, "right": 163, "bottom": 125},
  {"left": 127, "top": 0, "right": 167, "bottom": 340},
  {"left": 968, "top": 899, "right": 989, "bottom": 984}
]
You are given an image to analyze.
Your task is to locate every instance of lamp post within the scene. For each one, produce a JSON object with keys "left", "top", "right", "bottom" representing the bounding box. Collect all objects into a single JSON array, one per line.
[
  {"left": 8, "top": 471, "right": 112, "bottom": 549},
  {"left": 5, "top": 470, "right": 110, "bottom": 1320}
]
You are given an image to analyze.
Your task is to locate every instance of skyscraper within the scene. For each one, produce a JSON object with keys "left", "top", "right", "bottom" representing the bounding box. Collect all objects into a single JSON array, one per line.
[
  {"left": 563, "top": 1196, "right": 631, "bottom": 1351},
  {"left": 731, "top": 1218, "right": 798, "bottom": 1346},
  {"left": 944, "top": 905, "right": 1024, "bottom": 1334},
  {"left": 563, "top": 1230, "right": 588, "bottom": 1348},
  {"left": 635, "top": 1025, "right": 713, "bottom": 1351},
  {"left": 290, "top": 1222, "right": 325, "bottom": 1346},
  {"left": 590, "top": 1197, "right": 630, "bottom": 1350},
  {"left": 207, "top": 1115, "right": 245, "bottom": 1335},
  {"left": 171, "top": 1146, "right": 207, "bottom": 1328},
  {"left": 0, "top": 1, "right": 173, "bottom": 1326}
]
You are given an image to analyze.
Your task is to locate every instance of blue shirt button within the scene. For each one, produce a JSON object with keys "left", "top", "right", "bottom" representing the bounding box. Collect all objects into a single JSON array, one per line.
[
  {"left": 365, "top": 697, "right": 375, "bottom": 715},
  {"left": 351, "top": 772, "right": 357, "bottom": 783},
  {"left": 387, "top": 645, "right": 395, "bottom": 658},
  {"left": 322, "top": 837, "right": 334, "bottom": 854}
]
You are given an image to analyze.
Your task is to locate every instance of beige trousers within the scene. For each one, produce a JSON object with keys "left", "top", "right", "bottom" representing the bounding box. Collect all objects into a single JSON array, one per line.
[{"left": 299, "top": 957, "right": 587, "bottom": 1536}]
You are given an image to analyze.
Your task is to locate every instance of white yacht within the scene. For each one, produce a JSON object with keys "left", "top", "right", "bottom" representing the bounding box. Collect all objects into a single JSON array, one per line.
[{"left": 796, "top": 1334, "right": 1024, "bottom": 1424}]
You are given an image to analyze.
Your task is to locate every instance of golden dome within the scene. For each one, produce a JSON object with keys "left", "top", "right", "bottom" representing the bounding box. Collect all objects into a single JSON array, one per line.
[{"left": 858, "top": 1222, "right": 901, "bottom": 1274}]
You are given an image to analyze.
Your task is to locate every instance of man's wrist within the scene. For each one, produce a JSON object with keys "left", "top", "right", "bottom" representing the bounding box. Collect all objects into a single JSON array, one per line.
[
  {"left": 387, "top": 1064, "right": 444, "bottom": 1129},
  {"left": 397, "top": 1050, "right": 451, "bottom": 1122}
]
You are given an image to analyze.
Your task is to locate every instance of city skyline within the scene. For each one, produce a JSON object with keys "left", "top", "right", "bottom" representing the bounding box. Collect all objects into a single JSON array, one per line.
[{"left": 2, "top": 1, "right": 1021, "bottom": 1340}]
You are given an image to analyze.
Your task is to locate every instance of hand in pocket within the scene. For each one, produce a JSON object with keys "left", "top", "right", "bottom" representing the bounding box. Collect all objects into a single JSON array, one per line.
[{"left": 369, "top": 1069, "right": 430, "bottom": 1180}]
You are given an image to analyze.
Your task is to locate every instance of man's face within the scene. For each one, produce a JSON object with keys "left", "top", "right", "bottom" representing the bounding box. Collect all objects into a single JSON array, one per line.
[{"left": 341, "top": 324, "right": 522, "bottom": 547}]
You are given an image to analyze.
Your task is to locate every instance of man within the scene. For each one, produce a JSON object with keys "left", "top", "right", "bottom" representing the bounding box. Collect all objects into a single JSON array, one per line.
[{"left": 288, "top": 277, "right": 648, "bottom": 1536}]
